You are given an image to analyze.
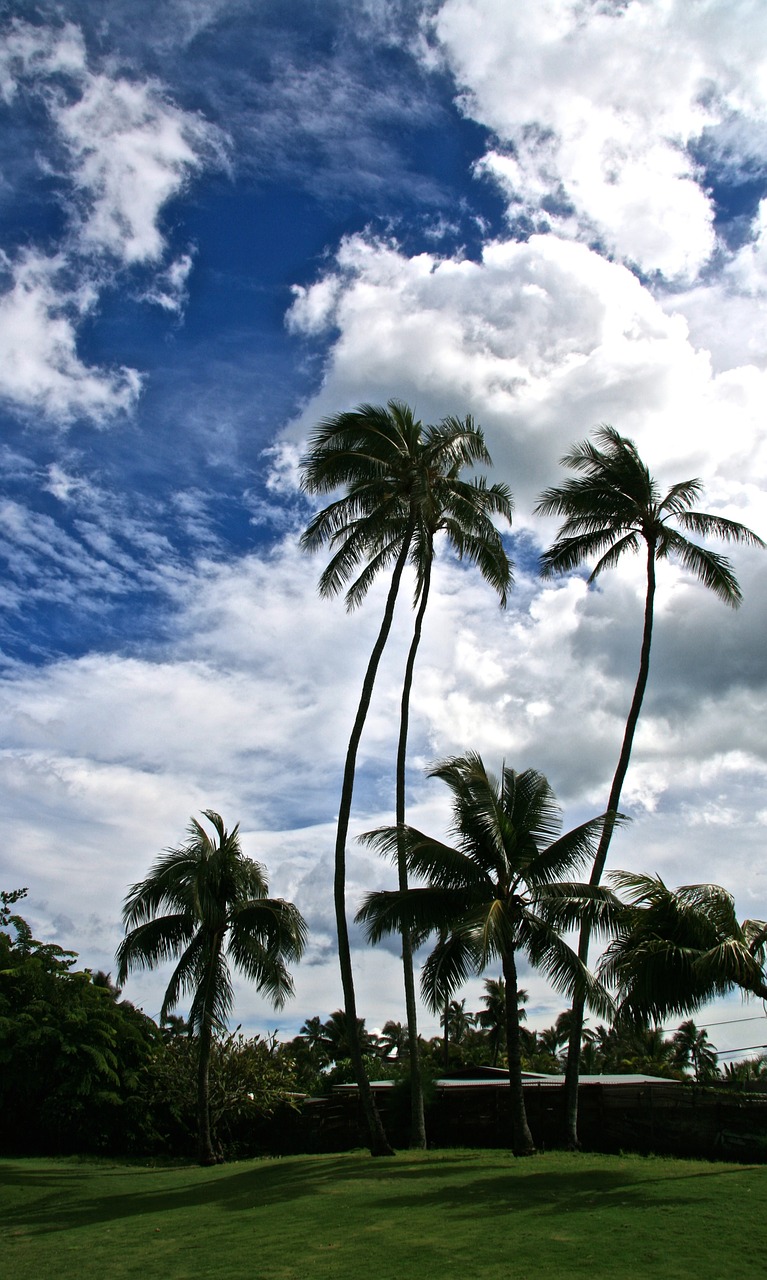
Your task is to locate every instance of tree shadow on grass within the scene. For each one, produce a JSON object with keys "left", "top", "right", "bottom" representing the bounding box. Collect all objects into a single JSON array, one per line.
[{"left": 1, "top": 1153, "right": 761, "bottom": 1237}]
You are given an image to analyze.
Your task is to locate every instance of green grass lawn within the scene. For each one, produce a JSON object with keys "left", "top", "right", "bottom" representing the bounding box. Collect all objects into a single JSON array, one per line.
[{"left": 3, "top": 1148, "right": 765, "bottom": 1280}]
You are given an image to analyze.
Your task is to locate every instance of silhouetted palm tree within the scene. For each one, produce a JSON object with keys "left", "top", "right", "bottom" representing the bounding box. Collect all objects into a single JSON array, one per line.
[
  {"left": 600, "top": 870, "right": 767, "bottom": 1018},
  {"left": 116, "top": 811, "right": 306, "bottom": 1164},
  {"left": 301, "top": 400, "right": 511, "bottom": 1151},
  {"left": 357, "top": 754, "right": 620, "bottom": 1154},
  {"left": 673, "top": 1020, "right": 719, "bottom": 1081},
  {"left": 535, "top": 424, "right": 765, "bottom": 1145}
]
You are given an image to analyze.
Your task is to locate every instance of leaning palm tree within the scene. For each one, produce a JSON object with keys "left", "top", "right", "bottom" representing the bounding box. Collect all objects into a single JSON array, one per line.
[
  {"left": 534, "top": 424, "right": 765, "bottom": 1145},
  {"left": 357, "top": 754, "right": 620, "bottom": 1155},
  {"left": 392, "top": 436, "right": 513, "bottom": 1142},
  {"left": 115, "top": 811, "right": 306, "bottom": 1165},
  {"left": 300, "top": 400, "right": 512, "bottom": 1152}
]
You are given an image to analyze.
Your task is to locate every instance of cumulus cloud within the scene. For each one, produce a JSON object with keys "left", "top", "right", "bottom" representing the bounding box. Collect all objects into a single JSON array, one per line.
[
  {"left": 427, "top": 0, "right": 767, "bottom": 281},
  {"left": 286, "top": 229, "right": 767, "bottom": 511}
]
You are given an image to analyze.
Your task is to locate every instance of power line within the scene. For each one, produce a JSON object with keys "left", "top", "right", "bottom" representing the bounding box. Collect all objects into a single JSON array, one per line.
[
  {"left": 714, "top": 1043, "right": 767, "bottom": 1059},
  {"left": 660, "top": 1013, "right": 766, "bottom": 1034}
]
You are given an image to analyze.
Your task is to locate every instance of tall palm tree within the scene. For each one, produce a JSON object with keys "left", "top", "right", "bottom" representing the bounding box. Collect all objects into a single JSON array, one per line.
[
  {"left": 599, "top": 870, "right": 767, "bottom": 1018},
  {"left": 534, "top": 424, "right": 765, "bottom": 1146},
  {"left": 357, "top": 754, "right": 620, "bottom": 1155},
  {"left": 115, "top": 810, "right": 306, "bottom": 1165},
  {"left": 393, "top": 438, "right": 513, "bottom": 1143},
  {"left": 300, "top": 400, "right": 512, "bottom": 1152}
]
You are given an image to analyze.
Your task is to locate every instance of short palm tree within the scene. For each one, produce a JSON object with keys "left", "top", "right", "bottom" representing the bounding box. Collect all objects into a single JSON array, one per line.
[
  {"left": 599, "top": 870, "right": 767, "bottom": 1020},
  {"left": 477, "top": 978, "right": 516, "bottom": 1067},
  {"left": 673, "top": 1020, "right": 719, "bottom": 1081},
  {"left": 301, "top": 400, "right": 512, "bottom": 1152},
  {"left": 357, "top": 754, "right": 621, "bottom": 1155},
  {"left": 115, "top": 811, "right": 306, "bottom": 1165},
  {"left": 534, "top": 424, "right": 765, "bottom": 1145}
]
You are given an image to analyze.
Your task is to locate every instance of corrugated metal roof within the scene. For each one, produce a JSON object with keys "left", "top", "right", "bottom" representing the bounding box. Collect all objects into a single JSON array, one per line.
[{"left": 334, "top": 1072, "right": 680, "bottom": 1093}]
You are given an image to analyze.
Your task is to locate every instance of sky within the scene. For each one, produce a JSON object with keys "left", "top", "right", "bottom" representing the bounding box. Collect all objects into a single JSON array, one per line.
[{"left": 2, "top": 0, "right": 767, "bottom": 1062}]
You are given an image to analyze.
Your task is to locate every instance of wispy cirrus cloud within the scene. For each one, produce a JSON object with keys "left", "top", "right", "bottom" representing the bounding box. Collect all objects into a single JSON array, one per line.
[{"left": 0, "top": 17, "right": 226, "bottom": 425}]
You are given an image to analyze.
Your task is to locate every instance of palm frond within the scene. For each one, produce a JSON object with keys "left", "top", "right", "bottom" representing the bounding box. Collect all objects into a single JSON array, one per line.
[
  {"left": 660, "top": 530, "right": 743, "bottom": 606},
  {"left": 115, "top": 913, "right": 196, "bottom": 983},
  {"left": 420, "top": 928, "right": 483, "bottom": 1014},
  {"left": 673, "top": 509, "right": 765, "bottom": 547}
]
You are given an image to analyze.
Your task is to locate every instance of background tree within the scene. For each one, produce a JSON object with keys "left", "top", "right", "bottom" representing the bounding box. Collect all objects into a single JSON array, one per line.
[
  {"left": 357, "top": 754, "right": 620, "bottom": 1155},
  {"left": 116, "top": 810, "right": 306, "bottom": 1165},
  {"left": 0, "top": 900, "right": 160, "bottom": 1155},
  {"left": 535, "top": 424, "right": 765, "bottom": 1146},
  {"left": 142, "top": 1029, "right": 300, "bottom": 1158},
  {"left": 673, "top": 1020, "right": 719, "bottom": 1082},
  {"left": 301, "top": 400, "right": 511, "bottom": 1151}
]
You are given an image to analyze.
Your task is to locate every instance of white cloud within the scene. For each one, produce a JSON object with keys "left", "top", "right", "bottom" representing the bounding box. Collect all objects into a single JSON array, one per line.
[
  {"left": 0, "top": 18, "right": 225, "bottom": 424},
  {"left": 286, "top": 230, "right": 767, "bottom": 513},
  {"left": 427, "top": 0, "right": 767, "bottom": 281},
  {"left": 55, "top": 76, "right": 223, "bottom": 265},
  {"left": 0, "top": 250, "right": 142, "bottom": 423}
]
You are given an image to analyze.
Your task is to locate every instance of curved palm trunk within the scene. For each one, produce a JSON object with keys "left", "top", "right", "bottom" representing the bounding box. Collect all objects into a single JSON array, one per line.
[
  {"left": 502, "top": 950, "right": 536, "bottom": 1156},
  {"left": 563, "top": 541, "right": 657, "bottom": 1148},
  {"left": 334, "top": 526, "right": 416, "bottom": 1158},
  {"left": 395, "top": 549, "right": 432, "bottom": 1149}
]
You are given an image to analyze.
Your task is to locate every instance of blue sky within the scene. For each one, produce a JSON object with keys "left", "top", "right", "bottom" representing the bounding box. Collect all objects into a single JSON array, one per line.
[{"left": 2, "top": 1, "right": 767, "bottom": 1058}]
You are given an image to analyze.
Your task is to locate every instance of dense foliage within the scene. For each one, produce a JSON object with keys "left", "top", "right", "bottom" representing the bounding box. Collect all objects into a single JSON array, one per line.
[{"left": 0, "top": 894, "right": 301, "bottom": 1157}]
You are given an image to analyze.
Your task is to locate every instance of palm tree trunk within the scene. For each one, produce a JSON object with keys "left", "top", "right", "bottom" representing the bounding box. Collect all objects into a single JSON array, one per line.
[
  {"left": 197, "top": 1019, "right": 216, "bottom": 1165},
  {"left": 197, "top": 932, "right": 225, "bottom": 1166},
  {"left": 563, "top": 540, "right": 657, "bottom": 1148},
  {"left": 502, "top": 951, "right": 536, "bottom": 1156},
  {"left": 395, "top": 546, "right": 432, "bottom": 1149},
  {"left": 334, "top": 524, "right": 416, "bottom": 1158}
]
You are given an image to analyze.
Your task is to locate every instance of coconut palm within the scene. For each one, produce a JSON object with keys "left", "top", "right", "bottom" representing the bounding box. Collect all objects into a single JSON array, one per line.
[
  {"left": 673, "top": 1020, "right": 719, "bottom": 1081},
  {"left": 115, "top": 810, "right": 306, "bottom": 1165},
  {"left": 301, "top": 400, "right": 512, "bottom": 1152},
  {"left": 534, "top": 424, "right": 765, "bottom": 1145},
  {"left": 599, "top": 871, "right": 767, "bottom": 1021},
  {"left": 392, "top": 430, "right": 512, "bottom": 1142},
  {"left": 357, "top": 754, "right": 621, "bottom": 1155},
  {"left": 476, "top": 978, "right": 510, "bottom": 1067}
]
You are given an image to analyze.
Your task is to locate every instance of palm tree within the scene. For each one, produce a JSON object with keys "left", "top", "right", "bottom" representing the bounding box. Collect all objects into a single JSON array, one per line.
[
  {"left": 379, "top": 1019, "right": 408, "bottom": 1060},
  {"left": 599, "top": 871, "right": 767, "bottom": 1019},
  {"left": 357, "top": 754, "right": 620, "bottom": 1155},
  {"left": 534, "top": 424, "right": 765, "bottom": 1145},
  {"left": 393, "top": 426, "right": 512, "bottom": 1143},
  {"left": 318, "top": 1009, "right": 380, "bottom": 1062},
  {"left": 115, "top": 810, "right": 306, "bottom": 1165},
  {"left": 300, "top": 400, "right": 512, "bottom": 1152},
  {"left": 673, "top": 1020, "right": 719, "bottom": 1081}
]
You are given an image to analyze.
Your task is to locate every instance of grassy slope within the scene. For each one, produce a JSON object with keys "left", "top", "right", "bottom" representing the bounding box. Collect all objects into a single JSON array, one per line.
[{"left": 3, "top": 1149, "right": 766, "bottom": 1280}]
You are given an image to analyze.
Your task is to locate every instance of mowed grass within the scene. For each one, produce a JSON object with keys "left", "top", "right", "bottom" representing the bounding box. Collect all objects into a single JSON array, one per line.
[{"left": 3, "top": 1148, "right": 766, "bottom": 1280}]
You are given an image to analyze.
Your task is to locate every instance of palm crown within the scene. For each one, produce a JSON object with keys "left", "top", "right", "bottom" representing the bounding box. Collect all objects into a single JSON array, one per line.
[
  {"left": 535, "top": 424, "right": 764, "bottom": 602},
  {"left": 116, "top": 811, "right": 306, "bottom": 1032},
  {"left": 358, "top": 755, "right": 619, "bottom": 1016},
  {"left": 300, "top": 399, "right": 513, "bottom": 609}
]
